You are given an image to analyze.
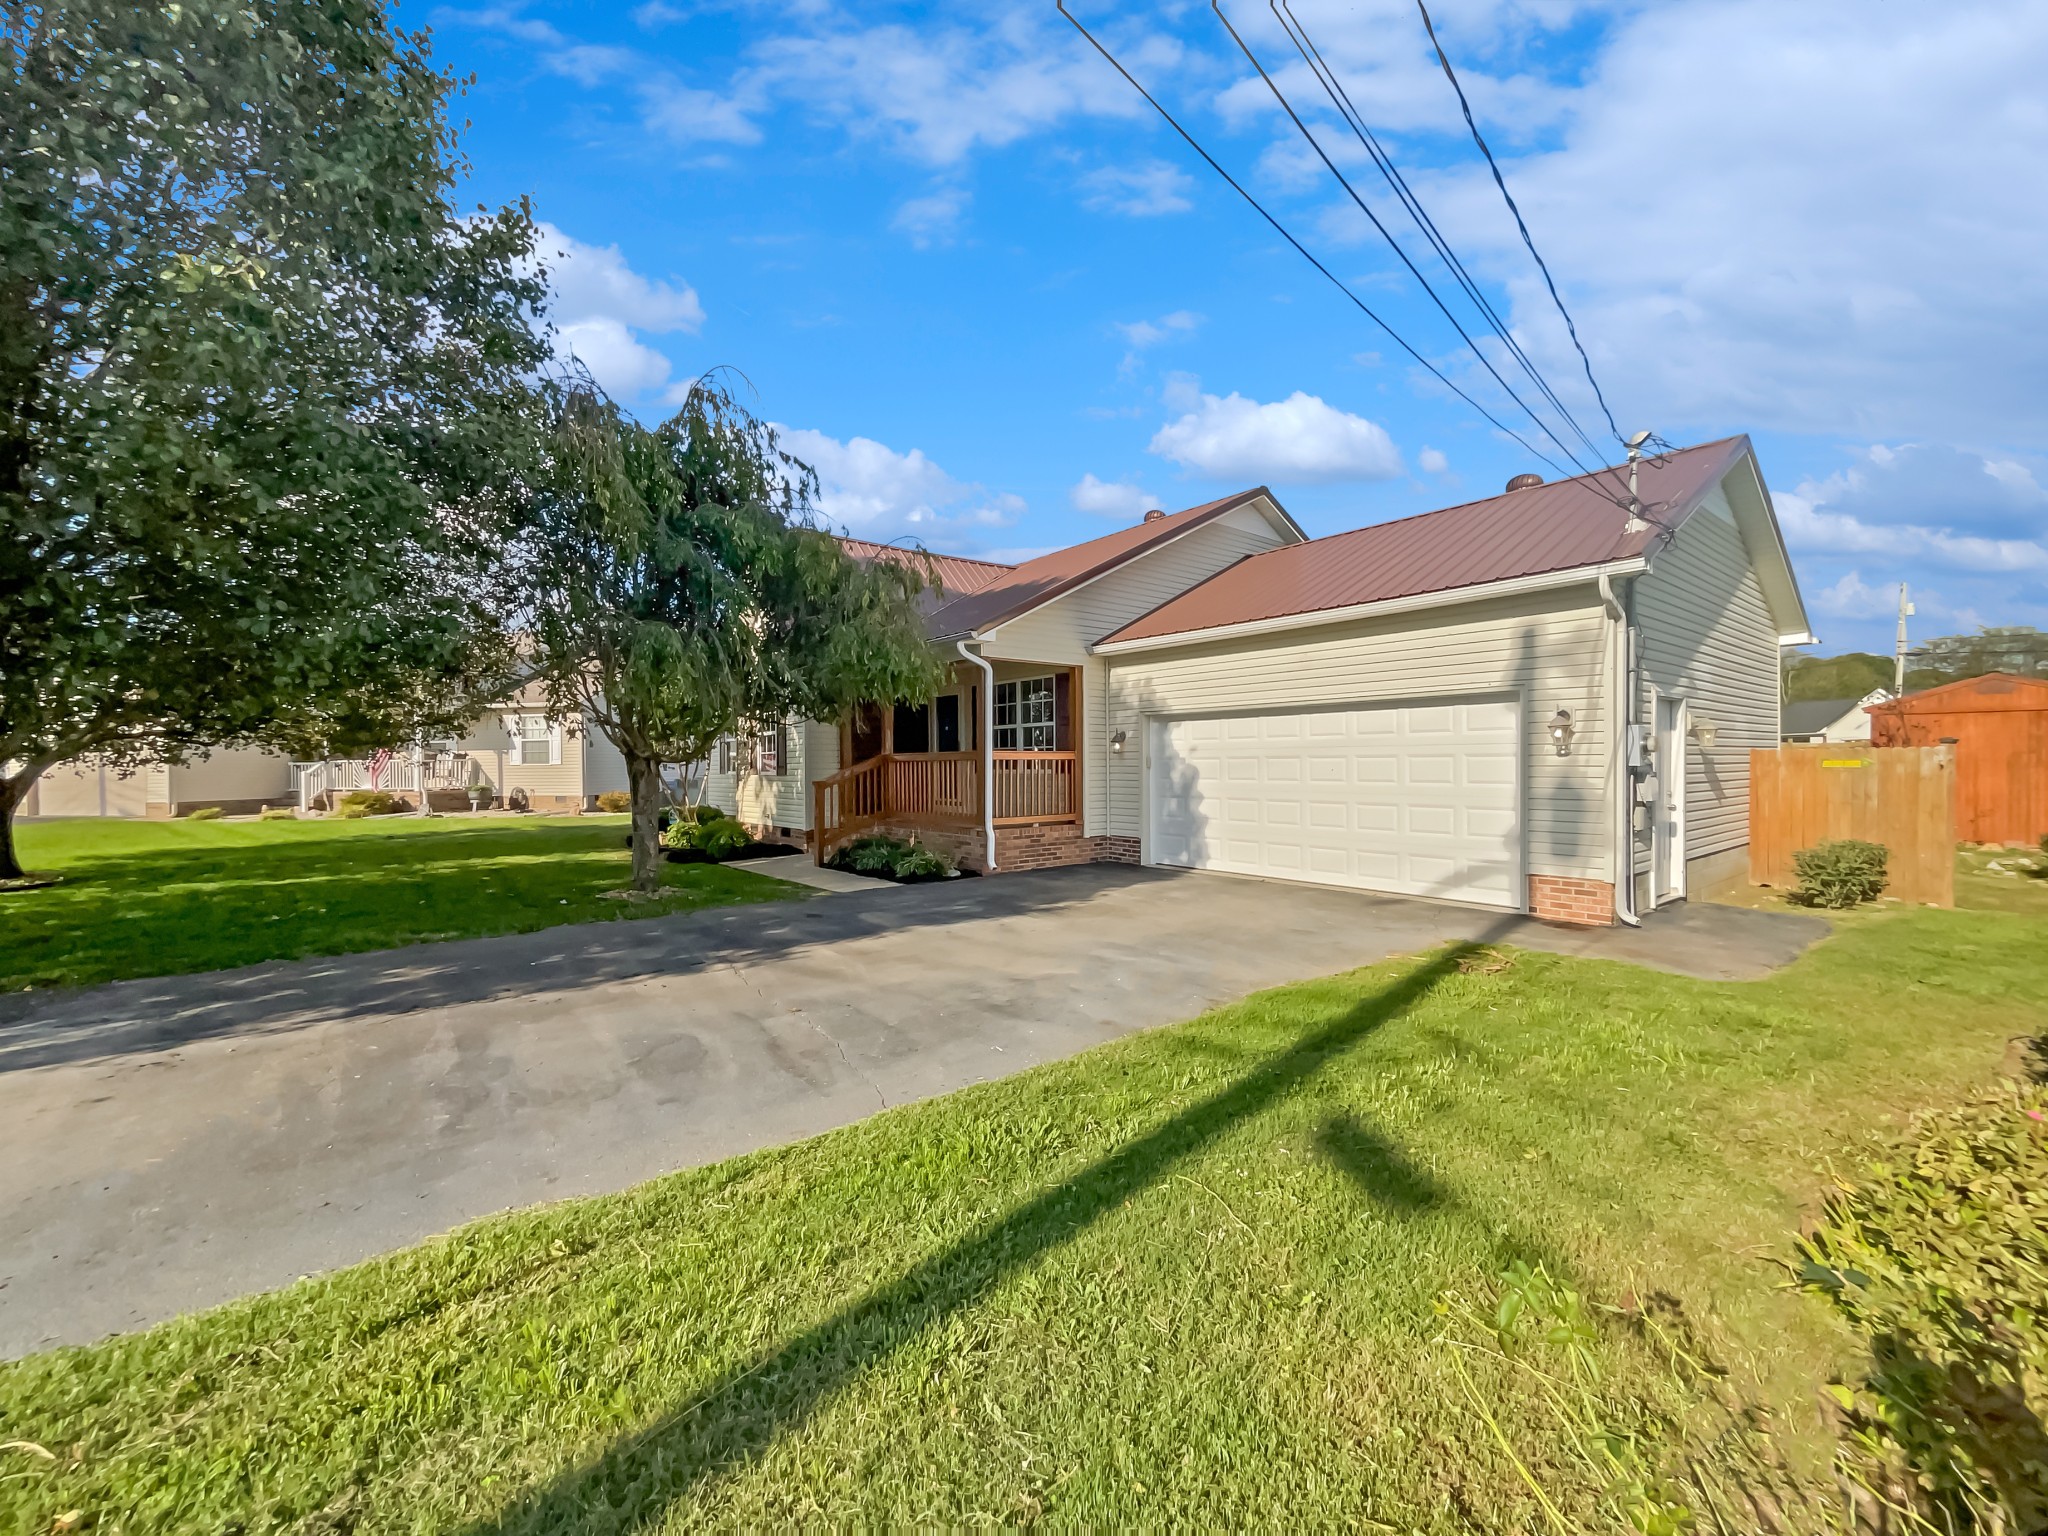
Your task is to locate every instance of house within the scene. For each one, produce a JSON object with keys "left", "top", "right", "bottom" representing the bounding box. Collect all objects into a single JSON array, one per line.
[
  {"left": 704, "top": 434, "right": 1813, "bottom": 925},
  {"left": 23, "top": 746, "right": 296, "bottom": 819},
  {"left": 1780, "top": 689, "right": 1890, "bottom": 743},
  {"left": 292, "top": 685, "right": 632, "bottom": 812},
  {"left": 1867, "top": 672, "right": 2048, "bottom": 844}
]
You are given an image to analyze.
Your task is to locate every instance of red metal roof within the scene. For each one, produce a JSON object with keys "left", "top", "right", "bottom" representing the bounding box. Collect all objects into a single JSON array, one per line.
[
  {"left": 838, "top": 538, "right": 1015, "bottom": 610},
  {"left": 924, "top": 488, "right": 1293, "bottom": 640},
  {"left": 1868, "top": 673, "right": 2048, "bottom": 714},
  {"left": 1102, "top": 437, "right": 1754, "bottom": 646}
]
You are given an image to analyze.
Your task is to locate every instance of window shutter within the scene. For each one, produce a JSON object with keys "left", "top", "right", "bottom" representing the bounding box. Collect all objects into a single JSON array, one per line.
[
  {"left": 774, "top": 724, "right": 789, "bottom": 776},
  {"left": 1054, "top": 672, "right": 1073, "bottom": 753}
]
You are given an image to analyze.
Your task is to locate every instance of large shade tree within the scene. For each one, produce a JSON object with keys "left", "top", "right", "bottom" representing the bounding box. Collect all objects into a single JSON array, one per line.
[
  {"left": 521, "top": 378, "right": 942, "bottom": 894},
  {"left": 0, "top": 1, "right": 546, "bottom": 877}
]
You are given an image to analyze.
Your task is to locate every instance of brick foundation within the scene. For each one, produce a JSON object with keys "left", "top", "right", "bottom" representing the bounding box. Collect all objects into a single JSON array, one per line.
[
  {"left": 993, "top": 820, "right": 1096, "bottom": 871},
  {"left": 1527, "top": 874, "right": 1615, "bottom": 927},
  {"left": 1091, "top": 834, "right": 1142, "bottom": 865}
]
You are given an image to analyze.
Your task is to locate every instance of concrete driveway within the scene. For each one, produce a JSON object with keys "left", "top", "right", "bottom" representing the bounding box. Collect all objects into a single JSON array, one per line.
[{"left": 0, "top": 866, "right": 1823, "bottom": 1357}]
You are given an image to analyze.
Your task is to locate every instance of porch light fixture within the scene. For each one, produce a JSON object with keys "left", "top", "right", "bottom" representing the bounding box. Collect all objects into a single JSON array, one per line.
[
  {"left": 1548, "top": 709, "right": 1575, "bottom": 756},
  {"left": 1689, "top": 716, "right": 1718, "bottom": 749},
  {"left": 1110, "top": 729, "right": 1128, "bottom": 754}
]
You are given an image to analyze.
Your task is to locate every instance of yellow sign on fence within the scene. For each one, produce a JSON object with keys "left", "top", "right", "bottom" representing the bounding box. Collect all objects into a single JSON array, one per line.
[{"left": 1821, "top": 758, "right": 1871, "bottom": 769}]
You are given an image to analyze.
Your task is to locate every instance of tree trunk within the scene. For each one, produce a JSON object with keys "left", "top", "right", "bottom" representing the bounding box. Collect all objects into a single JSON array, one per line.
[
  {"left": 0, "top": 763, "right": 42, "bottom": 881},
  {"left": 628, "top": 751, "right": 664, "bottom": 896}
]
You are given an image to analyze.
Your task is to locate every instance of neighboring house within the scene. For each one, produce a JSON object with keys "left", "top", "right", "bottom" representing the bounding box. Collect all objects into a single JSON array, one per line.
[
  {"left": 23, "top": 746, "right": 296, "bottom": 818},
  {"left": 1780, "top": 690, "right": 1890, "bottom": 743},
  {"left": 707, "top": 435, "right": 1813, "bottom": 926}
]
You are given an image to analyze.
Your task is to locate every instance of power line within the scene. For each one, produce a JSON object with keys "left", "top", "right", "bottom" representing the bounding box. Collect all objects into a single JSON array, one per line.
[
  {"left": 1272, "top": 0, "right": 1616, "bottom": 477},
  {"left": 1054, "top": 0, "right": 1590, "bottom": 485},
  {"left": 1211, "top": 0, "right": 1610, "bottom": 485},
  {"left": 1414, "top": 0, "right": 1624, "bottom": 445}
]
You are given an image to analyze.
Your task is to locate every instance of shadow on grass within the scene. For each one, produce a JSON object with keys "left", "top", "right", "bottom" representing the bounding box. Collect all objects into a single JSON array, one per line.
[
  {"left": 468, "top": 928, "right": 1510, "bottom": 1535},
  {"left": 1314, "top": 1112, "right": 1446, "bottom": 1213}
]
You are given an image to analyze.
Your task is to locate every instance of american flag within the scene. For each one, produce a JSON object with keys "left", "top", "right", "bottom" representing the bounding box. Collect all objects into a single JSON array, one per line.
[{"left": 365, "top": 748, "right": 392, "bottom": 788}]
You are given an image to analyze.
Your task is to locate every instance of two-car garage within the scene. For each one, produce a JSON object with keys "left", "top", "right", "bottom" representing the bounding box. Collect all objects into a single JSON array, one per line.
[{"left": 1146, "top": 697, "right": 1523, "bottom": 910}]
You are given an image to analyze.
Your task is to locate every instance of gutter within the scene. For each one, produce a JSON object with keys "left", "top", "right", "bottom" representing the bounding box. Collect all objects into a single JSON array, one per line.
[
  {"left": 1093, "top": 558, "right": 1649, "bottom": 655},
  {"left": 956, "top": 640, "right": 997, "bottom": 872},
  {"left": 1599, "top": 571, "right": 1641, "bottom": 928}
]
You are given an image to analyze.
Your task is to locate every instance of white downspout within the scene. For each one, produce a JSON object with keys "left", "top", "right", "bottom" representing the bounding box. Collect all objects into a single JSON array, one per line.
[
  {"left": 1600, "top": 572, "right": 1641, "bottom": 927},
  {"left": 956, "top": 640, "right": 997, "bottom": 872}
]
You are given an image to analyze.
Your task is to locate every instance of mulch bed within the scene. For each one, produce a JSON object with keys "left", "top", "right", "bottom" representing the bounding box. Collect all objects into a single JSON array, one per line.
[{"left": 662, "top": 841, "right": 801, "bottom": 865}]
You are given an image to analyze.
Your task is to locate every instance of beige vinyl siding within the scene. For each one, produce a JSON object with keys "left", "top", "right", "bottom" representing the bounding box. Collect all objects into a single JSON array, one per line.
[
  {"left": 1102, "top": 584, "right": 1617, "bottom": 883},
  {"left": 33, "top": 760, "right": 152, "bottom": 818},
  {"left": 165, "top": 746, "right": 294, "bottom": 807},
  {"left": 459, "top": 699, "right": 584, "bottom": 805},
  {"left": 983, "top": 503, "right": 1294, "bottom": 837},
  {"left": 704, "top": 719, "right": 828, "bottom": 829},
  {"left": 580, "top": 726, "right": 630, "bottom": 798},
  {"left": 1632, "top": 482, "right": 1780, "bottom": 873}
]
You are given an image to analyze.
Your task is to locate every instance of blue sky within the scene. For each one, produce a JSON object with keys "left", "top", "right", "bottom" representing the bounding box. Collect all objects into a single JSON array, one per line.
[{"left": 435, "top": 0, "right": 2048, "bottom": 656}]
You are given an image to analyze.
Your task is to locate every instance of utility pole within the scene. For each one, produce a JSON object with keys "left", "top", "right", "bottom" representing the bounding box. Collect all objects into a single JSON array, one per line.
[{"left": 1894, "top": 583, "right": 1914, "bottom": 695}]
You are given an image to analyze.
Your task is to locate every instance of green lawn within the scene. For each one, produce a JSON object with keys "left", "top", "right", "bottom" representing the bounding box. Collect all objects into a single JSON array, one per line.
[
  {"left": 0, "top": 815, "right": 803, "bottom": 991},
  {"left": 3, "top": 896, "right": 2042, "bottom": 1531}
]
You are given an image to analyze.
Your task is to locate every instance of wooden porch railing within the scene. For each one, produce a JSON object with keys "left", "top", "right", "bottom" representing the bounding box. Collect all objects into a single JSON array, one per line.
[
  {"left": 992, "top": 751, "right": 1077, "bottom": 823},
  {"left": 811, "top": 748, "right": 1078, "bottom": 861}
]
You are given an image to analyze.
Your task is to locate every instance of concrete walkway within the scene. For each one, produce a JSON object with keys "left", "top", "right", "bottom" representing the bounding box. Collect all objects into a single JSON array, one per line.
[{"left": 0, "top": 867, "right": 1824, "bottom": 1357}]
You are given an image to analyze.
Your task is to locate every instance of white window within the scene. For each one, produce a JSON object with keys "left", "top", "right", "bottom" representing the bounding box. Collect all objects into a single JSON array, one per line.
[
  {"left": 756, "top": 724, "right": 789, "bottom": 777},
  {"left": 994, "top": 678, "right": 1055, "bottom": 751},
  {"left": 510, "top": 713, "right": 558, "bottom": 766}
]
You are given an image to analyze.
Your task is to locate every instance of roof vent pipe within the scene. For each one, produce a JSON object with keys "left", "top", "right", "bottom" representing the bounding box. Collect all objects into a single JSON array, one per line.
[
  {"left": 1142, "top": 508, "right": 1167, "bottom": 522},
  {"left": 1505, "top": 473, "right": 1544, "bottom": 492}
]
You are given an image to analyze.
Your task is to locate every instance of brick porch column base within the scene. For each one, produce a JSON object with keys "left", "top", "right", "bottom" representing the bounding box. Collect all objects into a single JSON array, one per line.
[{"left": 1528, "top": 874, "right": 1615, "bottom": 926}]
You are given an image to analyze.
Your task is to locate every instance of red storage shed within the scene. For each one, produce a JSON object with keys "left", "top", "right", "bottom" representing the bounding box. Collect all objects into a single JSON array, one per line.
[{"left": 1867, "top": 673, "right": 2048, "bottom": 844}]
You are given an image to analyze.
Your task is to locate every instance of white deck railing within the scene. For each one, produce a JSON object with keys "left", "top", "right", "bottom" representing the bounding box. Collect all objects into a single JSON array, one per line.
[{"left": 293, "top": 753, "right": 488, "bottom": 812}]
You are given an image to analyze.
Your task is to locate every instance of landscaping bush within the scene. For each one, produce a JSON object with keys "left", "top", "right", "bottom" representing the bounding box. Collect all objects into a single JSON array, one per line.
[
  {"left": 1791, "top": 837, "right": 1889, "bottom": 907},
  {"left": 831, "top": 835, "right": 955, "bottom": 881},
  {"left": 696, "top": 818, "right": 752, "bottom": 861},
  {"left": 1796, "top": 1081, "right": 2048, "bottom": 1530},
  {"left": 594, "top": 791, "right": 632, "bottom": 813},
  {"left": 336, "top": 790, "right": 405, "bottom": 818},
  {"left": 840, "top": 835, "right": 913, "bottom": 874},
  {"left": 182, "top": 806, "right": 224, "bottom": 821},
  {"left": 892, "top": 846, "right": 954, "bottom": 880},
  {"left": 259, "top": 808, "right": 296, "bottom": 821}
]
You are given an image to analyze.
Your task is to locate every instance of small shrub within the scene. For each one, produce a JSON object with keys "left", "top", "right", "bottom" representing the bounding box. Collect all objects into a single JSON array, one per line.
[
  {"left": 1796, "top": 1083, "right": 2048, "bottom": 1530},
  {"left": 336, "top": 789, "right": 404, "bottom": 817},
  {"left": 183, "top": 805, "right": 224, "bottom": 821},
  {"left": 594, "top": 790, "right": 632, "bottom": 814},
  {"left": 259, "top": 807, "right": 296, "bottom": 821},
  {"left": 695, "top": 804, "right": 726, "bottom": 823},
  {"left": 661, "top": 818, "right": 698, "bottom": 851},
  {"left": 892, "top": 846, "right": 953, "bottom": 879},
  {"left": 840, "top": 835, "right": 912, "bottom": 874},
  {"left": 1790, "top": 837, "right": 1888, "bottom": 908},
  {"left": 332, "top": 802, "right": 372, "bottom": 819},
  {"left": 696, "top": 818, "right": 752, "bottom": 861}
]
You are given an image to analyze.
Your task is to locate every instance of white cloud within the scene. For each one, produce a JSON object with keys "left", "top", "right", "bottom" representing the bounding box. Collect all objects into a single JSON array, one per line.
[
  {"left": 1115, "top": 310, "right": 1202, "bottom": 349},
  {"left": 1399, "top": 1, "right": 2048, "bottom": 442},
  {"left": 892, "top": 187, "right": 970, "bottom": 248},
  {"left": 776, "top": 426, "right": 1024, "bottom": 542},
  {"left": 1149, "top": 389, "right": 1402, "bottom": 484},
  {"left": 1776, "top": 443, "right": 2048, "bottom": 575},
  {"left": 529, "top": 223, "right": 704, "bottom": 403},
  {"left": 1079, "top": 160, "right": 1195, "bottom": 217},
  {"left": 1418, "top": 446, "right": 1449, "bottom": 475},
  {"left": 1070, "top": 474, "right": 1159, "bottom": 519}
]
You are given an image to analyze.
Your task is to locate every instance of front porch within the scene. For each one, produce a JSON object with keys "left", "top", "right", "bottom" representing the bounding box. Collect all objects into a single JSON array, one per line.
[{"left": 811, "top": 659, "right": 1085, "bottom": 868}]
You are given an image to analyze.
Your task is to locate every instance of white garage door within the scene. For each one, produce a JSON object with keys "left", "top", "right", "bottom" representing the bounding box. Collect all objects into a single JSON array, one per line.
[{"left": 1149, "top": 698, "right": 1521, "bottom": 908}]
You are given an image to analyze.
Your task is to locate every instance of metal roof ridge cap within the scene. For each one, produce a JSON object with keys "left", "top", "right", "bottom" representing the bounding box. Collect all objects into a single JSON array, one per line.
[{"left": 1092, "top": 558, "right": 1649, "bottom": 654}]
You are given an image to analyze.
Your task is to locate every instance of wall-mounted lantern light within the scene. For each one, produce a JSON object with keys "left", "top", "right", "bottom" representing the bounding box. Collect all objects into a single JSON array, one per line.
[
  {"left": 1688, "top": 716, "right": 1718, "bottom": 749},
  {"left": 1110, "top": 729, "right": 1128, "bottom": 754},
  {"left": 1548, "top": 709, "right": 1575, "bottom": 756}
]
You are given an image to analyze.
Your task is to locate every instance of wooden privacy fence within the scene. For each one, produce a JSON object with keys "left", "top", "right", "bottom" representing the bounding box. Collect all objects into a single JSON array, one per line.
[{"left": 1749, "top": 745, "right": 1956, "bottom": 907}]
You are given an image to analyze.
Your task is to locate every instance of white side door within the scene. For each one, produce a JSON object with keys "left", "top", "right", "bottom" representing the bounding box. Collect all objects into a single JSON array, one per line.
[{"left": 1651, "top": 695, "right": 1687, "bottom": 905}]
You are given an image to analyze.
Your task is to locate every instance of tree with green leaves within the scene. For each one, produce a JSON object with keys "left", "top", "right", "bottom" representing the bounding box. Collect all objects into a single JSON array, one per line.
[
  {"left": 0, "top": 1, "right": 547, "bottom": 878},
  {"left": 519, "top": 378, "right": 942, "bottom": 895}
]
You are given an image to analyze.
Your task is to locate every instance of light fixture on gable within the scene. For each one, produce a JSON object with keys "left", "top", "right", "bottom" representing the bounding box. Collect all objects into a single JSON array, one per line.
[{"left": 1110, "top": 729, "right": 1128, "bottom": 754}]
